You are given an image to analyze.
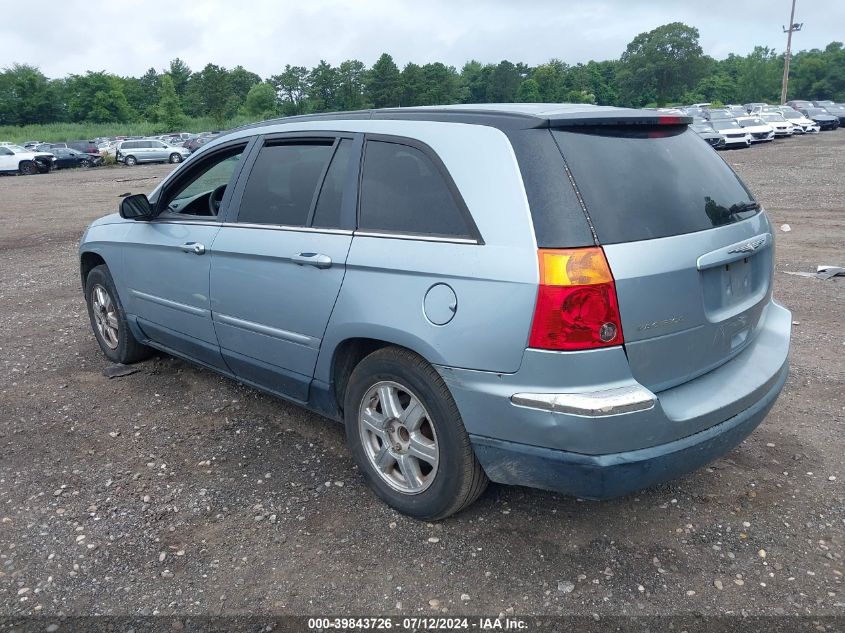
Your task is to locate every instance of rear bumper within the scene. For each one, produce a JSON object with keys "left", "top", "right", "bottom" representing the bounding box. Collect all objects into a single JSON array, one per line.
[
  {"left": 438, "top": 299, "right": 791, "bottom": 497},
  {"left": 470, "top": 360, "right": 786, "bottom": 499}
]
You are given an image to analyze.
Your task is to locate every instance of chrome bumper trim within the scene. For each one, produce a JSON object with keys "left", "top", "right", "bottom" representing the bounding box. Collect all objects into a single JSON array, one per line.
[{"left": 511, "top": 385, "right": 656, "bottom": 417}]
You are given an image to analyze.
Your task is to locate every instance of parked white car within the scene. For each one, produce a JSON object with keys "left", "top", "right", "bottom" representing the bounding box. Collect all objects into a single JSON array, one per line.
[
  {"left": 736, "top": 117, "right": 775, "bottom": 142},
  {"left": 708, "top": 119, "right": 752, "bottom": 148},
  {"left": 0, "top": 144, "right": 57, "bottom": 175},
  {"left": 778, "top": 108, "right": 821, "bottom": 134},
  {"left": 758, "top": 112, "right": 795, "bottom": 137}
]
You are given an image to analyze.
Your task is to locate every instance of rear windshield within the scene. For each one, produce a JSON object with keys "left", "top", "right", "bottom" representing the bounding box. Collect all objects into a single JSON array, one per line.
[{"left": 552, "top": 126, "right": 759, "bottom": 244}]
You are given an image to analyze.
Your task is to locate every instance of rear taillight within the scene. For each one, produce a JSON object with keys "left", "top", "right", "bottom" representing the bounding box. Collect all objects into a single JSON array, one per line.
[{"left": 528, "top": 247, "right": 624, "bottom": 351}]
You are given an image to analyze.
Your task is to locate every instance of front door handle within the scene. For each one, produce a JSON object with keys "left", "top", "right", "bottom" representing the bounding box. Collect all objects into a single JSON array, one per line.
[
  {"left": 292, "top": 252, "right": 332, "bottom": 269},
  {"left": 181, "top": 242, "right": 206, "bottom": 255}
]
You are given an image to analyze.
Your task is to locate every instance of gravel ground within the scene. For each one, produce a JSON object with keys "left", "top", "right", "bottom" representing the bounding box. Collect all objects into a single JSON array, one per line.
[{"left": 0, "top": 133, "right": 842, "bottom": 621}]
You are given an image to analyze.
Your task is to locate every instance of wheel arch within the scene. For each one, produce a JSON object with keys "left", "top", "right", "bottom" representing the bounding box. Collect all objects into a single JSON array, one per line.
[
  {"left": 80, "top": 251, "right": 107, "bottom": 287},
  {"left": 326, "top": 333, "right": 443, "bottom": 415}
]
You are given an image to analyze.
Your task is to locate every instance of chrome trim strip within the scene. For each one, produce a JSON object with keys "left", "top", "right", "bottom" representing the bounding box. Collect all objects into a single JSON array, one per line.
[
  {"left": 149, "top": 219, "right": 222, "bottom": 227},
  {"left": 696, "top": 233, "right": 771, "bottom": 271},
  {"left": 221, "top": 223, "right": 353, "bottom": 235},
  {"left": 214, "top": 313, "right": 320, "bottom": 348},
  {"left": 353, "top": 231, "right": 479, "bottom": 245},
  {"left": 129, "top": 289, "right": 209, "bottom": 317},
  {"left": 511, "top": 385, "right": 656, "bottom": 417}
]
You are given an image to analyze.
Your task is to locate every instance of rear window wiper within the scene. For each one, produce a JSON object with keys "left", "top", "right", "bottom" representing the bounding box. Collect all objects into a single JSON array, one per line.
[{"left": 729, "top": 201, "right": 759, "bottom": 214}]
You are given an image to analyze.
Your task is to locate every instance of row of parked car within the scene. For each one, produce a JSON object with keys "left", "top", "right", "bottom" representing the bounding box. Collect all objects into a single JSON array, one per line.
[
  {"left": 0, "top": 131, "right": 222, "bottom": 175},
  {"left": 675, "top": 99, "right": 844, "bottom": 150}
]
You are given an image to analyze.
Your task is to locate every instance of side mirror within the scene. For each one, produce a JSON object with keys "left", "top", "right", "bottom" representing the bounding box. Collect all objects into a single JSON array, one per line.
[{"left": 119, "top": 193, "right": 154, "bottom": 220}]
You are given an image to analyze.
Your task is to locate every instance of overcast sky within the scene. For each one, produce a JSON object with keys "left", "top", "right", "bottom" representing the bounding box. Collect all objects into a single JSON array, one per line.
[{"left": 2, "top": 0, "right": 841, "bottom": 79}]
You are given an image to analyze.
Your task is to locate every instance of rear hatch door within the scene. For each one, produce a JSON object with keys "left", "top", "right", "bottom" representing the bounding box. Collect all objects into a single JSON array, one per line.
[{"left": 552, "top": 124, "right": 773, "bottom": 394}]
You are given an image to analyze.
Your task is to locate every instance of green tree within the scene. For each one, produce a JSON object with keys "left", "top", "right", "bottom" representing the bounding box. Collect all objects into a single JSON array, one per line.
[
  {"left": 487, "top": 60, "right": 521, "bottom": 102},
  {"left": 271, "top": 65, "right": 309, "bottom": 115},
  {"left": 307, "top": 60, "right": 339, "bottom": 112},
  {"left": 244, "top": 81, "right": 277, "bottom": 117},
  {"left": 531, "top": 60, "right": 568, "bottom": 102},
  {"left": 228, "top": 65, "right": 262, "bottom": 106},
  {"left": 516, "top": 78, "right": 542, "bottom": 102},
  {"left": 617, "top": 22, "right": 707, "bottom": 106},
  {"left": 64, "top": 71, "right": 133, "bottom": 122},
  {"left": 0, "top": 64, "right": 60, "bottom": 125},
  {"left": 337, "top": 59, "right": 367, "bottom": 110},
  {"left": 420, "top": 62, "right": 460, "bottom": 105},
  {"left": 401, "top": 62, "right": 426, "bottom": 105},
  {"left": 459, "top": 60, "right": 494, "bottom": 103},
  {"left": 366, "top": 53, "right": 401, "bottom": 107},
  {"left": 123, "top": 67, "right": 159, "bottom": 119},
  {"left": 168, "top": 58, "right": 192, "bottom": 97},
  {"left": 735, "top": 46, "right": 781, "bottom": 103},
  {"left": 156, "top": 74, "right": 186, "bottom": 129},
  {"left": 186, "top": 64, "right": 236, "bottom": 125}
]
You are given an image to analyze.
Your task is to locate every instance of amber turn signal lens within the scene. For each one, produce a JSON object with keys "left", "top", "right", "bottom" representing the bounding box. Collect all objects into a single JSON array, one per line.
[{"left": 538, "top": 248, "right": 614, "bottom": 286}]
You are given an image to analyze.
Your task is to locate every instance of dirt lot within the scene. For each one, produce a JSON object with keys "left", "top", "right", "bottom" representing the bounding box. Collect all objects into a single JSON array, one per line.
[{"left": 0, "top": 134, "right": 843, "bottom": 622}]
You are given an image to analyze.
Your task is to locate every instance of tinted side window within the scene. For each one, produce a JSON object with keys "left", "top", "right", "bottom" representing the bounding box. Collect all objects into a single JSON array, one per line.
[
  {"left": 359, "top": 141, "right": 470, "bottom": 237},
  {"left": 312, "top": 139, "right": 352, "bottom": 229},
  {"left": 238, "top": 143, "right": 334, "bottom": 226}
]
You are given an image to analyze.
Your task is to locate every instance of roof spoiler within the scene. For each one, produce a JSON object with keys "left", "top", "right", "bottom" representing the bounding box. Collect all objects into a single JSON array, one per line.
[{"left": 545, "top": 109, "right": 692, "bottom": 128}]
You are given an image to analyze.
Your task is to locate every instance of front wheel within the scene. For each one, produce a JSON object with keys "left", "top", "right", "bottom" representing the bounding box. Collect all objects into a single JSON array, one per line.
[
  {"left": 124, "top": 155, "right": 137, "bottom": 166},
  {"left": 19, "top": 161, "right": 38, "bottom": 175},
  {"left": 169, "top": 153, "right": 182, "bottom": 164},
  {"left": 344, "top": 347, "right": 488, "bottom": 520},
  {"left": 85, "top": 264, "right": 152, "bottom": 364},
  {"left": 80, "top": 160, "right": 91, "bottom": 168}
]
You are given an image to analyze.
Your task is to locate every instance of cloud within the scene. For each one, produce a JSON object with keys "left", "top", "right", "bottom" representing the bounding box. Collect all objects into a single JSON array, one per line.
[{"left": 1, "top": 0, "right": 841, "bottom": 78}]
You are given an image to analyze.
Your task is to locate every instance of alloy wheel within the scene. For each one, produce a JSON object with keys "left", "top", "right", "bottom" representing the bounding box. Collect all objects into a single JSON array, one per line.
[
  {"left": 358, "top": 381, "right": 439, "bottom": 494},
  {"left": 91, "top": 284, "right": 119, "bottom": 349}
]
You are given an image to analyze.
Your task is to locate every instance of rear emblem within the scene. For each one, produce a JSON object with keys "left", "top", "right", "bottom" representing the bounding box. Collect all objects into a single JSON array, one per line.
[
  {"left": 637, "top": 316, "right": 685, "bottom": 332},
  {"left": 728, "top": 237, "right": 765, "bottom": 255}
]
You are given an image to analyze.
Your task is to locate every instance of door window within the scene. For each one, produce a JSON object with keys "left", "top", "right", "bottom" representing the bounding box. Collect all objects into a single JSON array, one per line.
[
  {"left": 159, "top": 145, "right": 246, "bottom": 217},
  {"left": 237, "top": 142, "right": 334, "bottom": 226},
  {"left": 311, "top": 139, "right": 353, "bottom": 229},
  {"left": 358, "top": 140, "right": 473, "bottom": 238}
]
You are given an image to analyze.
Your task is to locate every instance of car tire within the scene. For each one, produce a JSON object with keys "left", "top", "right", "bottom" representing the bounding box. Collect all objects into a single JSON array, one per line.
[
  {"left": 344, "top": 346, "right": 488, "bottom": 520},
  {"left": 80, "top": 160, "right": 91, "bottom": 168},
  {"left": 124, "top": 155, "right": 137, "bottom": 166},
  {"left": 169, "top": 153, "right": 182, "bottom": 164},
  {"left": 85, "top": 264, "right": 152, "bottom": 364},
  {"left": 18, "top": 160, "right": 38, "bottom": 175}
]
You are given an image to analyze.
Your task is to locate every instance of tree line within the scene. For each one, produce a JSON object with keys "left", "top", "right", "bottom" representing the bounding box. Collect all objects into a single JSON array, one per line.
[{"left": 1, "top": 23, "right": 844, "bottom": 131}]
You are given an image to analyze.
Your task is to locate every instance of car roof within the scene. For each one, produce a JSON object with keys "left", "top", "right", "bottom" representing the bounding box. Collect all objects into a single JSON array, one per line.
[{"left": 231, "top": 103, "right": 693, "bottom": 134}]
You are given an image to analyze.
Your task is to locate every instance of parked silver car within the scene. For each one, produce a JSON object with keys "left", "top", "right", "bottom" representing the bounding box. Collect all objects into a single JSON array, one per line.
[
  {"left": 116, "top": 139, "right": 190, "bottom": 165},
  {"left": 79, "top": 104, "right": 791, "bottom": 519}
]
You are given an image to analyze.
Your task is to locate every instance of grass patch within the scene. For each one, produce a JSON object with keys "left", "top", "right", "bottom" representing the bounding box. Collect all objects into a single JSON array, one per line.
[{"left": 0, "top": 115, "right": 264, "bottom": 143}]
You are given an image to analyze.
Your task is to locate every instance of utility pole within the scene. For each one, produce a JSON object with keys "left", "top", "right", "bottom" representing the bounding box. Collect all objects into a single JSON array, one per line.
[{"left": 780, "top": 0, "right": 803, "bottom": 104}]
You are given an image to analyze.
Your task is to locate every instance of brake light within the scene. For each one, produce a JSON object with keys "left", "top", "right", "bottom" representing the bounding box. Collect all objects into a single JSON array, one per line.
[{"left": 528, "top": 248, "right": 624, "bottom": 351}]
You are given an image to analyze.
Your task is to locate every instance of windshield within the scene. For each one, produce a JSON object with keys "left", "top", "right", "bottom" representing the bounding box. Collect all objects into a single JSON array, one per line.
[
  {"left": 738, "top": 119, "right": 764, "bottom": 127},
  {"left": 712, "top": 120, "right": 741, "bottom": 130},
  {"left": 761, "top": 114, "right": 784, "bottom": 122},
  {"left": 692, "top": 123, "right": 715, "bottom": 133},
  {"left": 806, "top": 109, "right": 826, "bottom": 115},
  {"left": 551, "top": 126, "right": 757, "bottom": 244},
  {"left": 783, "top": 111, "right": 802, "bottom": 120}
]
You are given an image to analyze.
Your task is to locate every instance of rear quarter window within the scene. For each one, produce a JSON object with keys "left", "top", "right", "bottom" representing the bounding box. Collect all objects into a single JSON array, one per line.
[
  {"left": 551, "top": 126, "right": 758, "bottom": 244},
  {"left": 358, "top": 140, "right": 475, "bottom": 239}
]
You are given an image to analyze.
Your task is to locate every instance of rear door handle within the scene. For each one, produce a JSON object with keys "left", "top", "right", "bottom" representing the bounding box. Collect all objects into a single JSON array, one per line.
[
  {"left": 292, "top": 252, "right": 332, "bottom": 269},
  {"left": 181, "top": 242, "right": 206, "bottom": 255}
]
